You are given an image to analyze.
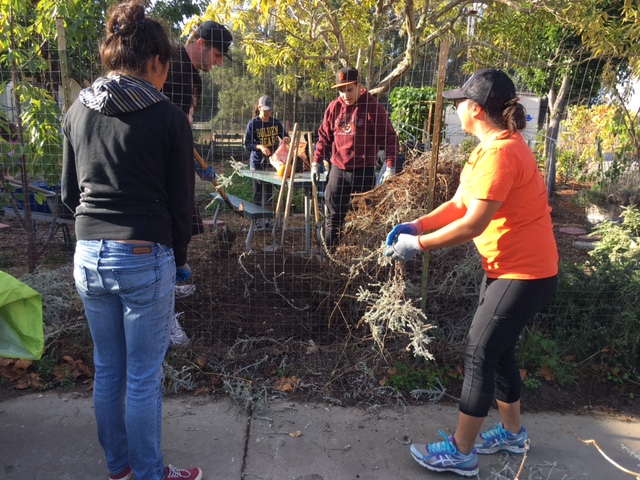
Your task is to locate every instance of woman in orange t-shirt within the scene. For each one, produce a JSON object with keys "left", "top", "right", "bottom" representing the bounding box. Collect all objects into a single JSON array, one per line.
[{"left": 385, "top": 69, "right": 558, "bottom": 477}]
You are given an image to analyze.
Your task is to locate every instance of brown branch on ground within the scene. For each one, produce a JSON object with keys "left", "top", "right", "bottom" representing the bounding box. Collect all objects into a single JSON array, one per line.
[
  {"left": 571, "top": 431, "right": 640, "bottom": 477},
  {"left": 514, "top": 438, "right": 530, "bottom": 480}
]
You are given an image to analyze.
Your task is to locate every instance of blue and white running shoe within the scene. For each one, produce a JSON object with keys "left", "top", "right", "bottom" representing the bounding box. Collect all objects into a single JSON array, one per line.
[
  {"left": 474, "top": 423, "right": 528, "bottom": 454},
  {"left": 410, "top": 431, "right": 479, "bottom": 477}
]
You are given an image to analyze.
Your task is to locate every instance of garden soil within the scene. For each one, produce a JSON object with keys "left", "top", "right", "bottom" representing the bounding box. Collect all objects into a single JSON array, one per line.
[{"left": 0, "top": 165, "right": 638, "bottom": 419}]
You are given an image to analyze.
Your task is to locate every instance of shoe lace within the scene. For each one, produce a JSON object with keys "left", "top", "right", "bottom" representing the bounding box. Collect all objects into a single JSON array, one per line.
[
  {"left": 172, "top": 312, "right": 185, "bottom": 334},
  {"left": 165, "top": 465, "right": 190, "bottom": 479},
  {"left": 428, "top": 430, "right": 457, "bottom": 455},
  {"left": 483, "top": 423, "right": 508, "bottom": 443}
]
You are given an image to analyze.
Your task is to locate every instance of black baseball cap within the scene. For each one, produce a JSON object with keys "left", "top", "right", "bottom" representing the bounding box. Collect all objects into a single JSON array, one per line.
[
  {"left": 443, "top": 69, "right": 516, "bottom": 110},
  {"left": 196, "top": 21, "right": 233, "bottom": 61},
  {"left": 332, "top": 67, "right": 359, "bottom": 88}
]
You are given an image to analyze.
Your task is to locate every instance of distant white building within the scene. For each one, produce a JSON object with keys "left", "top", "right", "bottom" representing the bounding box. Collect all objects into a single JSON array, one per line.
[
  {"left": 1, "top": 79, "right": 85, "bottom": 125},
  {"left": 444, "top": 92, "right": 541, "bottom": 147},
  {"left": 0, "top": 82, "right": 16, "bottom": 124}
]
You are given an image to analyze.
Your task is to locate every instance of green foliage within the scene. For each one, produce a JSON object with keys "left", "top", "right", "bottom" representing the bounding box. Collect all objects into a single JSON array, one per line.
[
  {"left": 560, "top": 104, "right": 637, "bottom": 185},
  {"left": 389, "top": 86, "right": 437, "bottom": 144},
  {"left": 589, "top": 205, "right": 640, "bottom": 267},
  {"left": 605, "top": 366, "right": 631, "bottom": 385},
  {"left": 458, "top": 136, "right": 479, "bottom": 156},
  {"left": 149, "top": 0, "right": 205, "bottom": 33},
  {"left": 18, "top": 83, "right": 63, "bottom": 184},
  {"left": 572, "top": 184, "right": 608, "bottom": 208},
  {"left": 555, "top": 148, "right": 587, "bottom": 187},
  {"left": 518, "top": 326, "right": 577, "bottom": 386},
  {"left": 201, "top": 0, "right": 383, "bottom": 95},
  {"left": 0, "top": 0, "right": 110, "bottom": 271},
  {"left": 35, "top": 356, "right": 57, "bottom": 381},
  {"left": 521, "top": 376, "right": 541, "bottom": 390},
  {"left": 386, "top": 361, "right": 453, "bottom": 394},
  {"left": 546, "top": 205, "right": 640, "bottom": 378}
]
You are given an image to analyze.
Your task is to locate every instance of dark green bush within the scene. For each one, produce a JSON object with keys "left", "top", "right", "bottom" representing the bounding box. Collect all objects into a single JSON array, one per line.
[{"left": 523, "top": 206, "right": 640, "bottom": 386}]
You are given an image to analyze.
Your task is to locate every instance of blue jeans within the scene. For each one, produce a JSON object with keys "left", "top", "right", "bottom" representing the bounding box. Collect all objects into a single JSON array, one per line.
[{"left": 73, "top": 240, "right": 175, "bottom": 480}]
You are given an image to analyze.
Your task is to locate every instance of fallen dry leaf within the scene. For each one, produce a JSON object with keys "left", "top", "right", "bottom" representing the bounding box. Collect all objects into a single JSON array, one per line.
[
  {"left": 0, "top": 359, "right": 41, "bottom": 388},
  {"left": 274, "top": 375, "right": 299, "bottom": 393},
  {"left": 539, "top": 363, "right": 555, "bottom": 382}
]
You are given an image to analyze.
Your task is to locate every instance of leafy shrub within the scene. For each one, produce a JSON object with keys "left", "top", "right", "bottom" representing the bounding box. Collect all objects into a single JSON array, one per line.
[
  {"left": 518, "top": 325, "right": 576, "bottom": 387},
  {"left": 389, "top": 86, "right": 437, "bottom": 144},
  {"left": 556, "top": 148, "right": 587, "bottom": 186},
  {"left": 385, "top": 361, "right": 455, "bottom": 393},
  {"left": 572, "top": 185, "right": 608, "bottom": 208},
  {"left": 540, "top": 205, "right": 640, "bottom": 382}
]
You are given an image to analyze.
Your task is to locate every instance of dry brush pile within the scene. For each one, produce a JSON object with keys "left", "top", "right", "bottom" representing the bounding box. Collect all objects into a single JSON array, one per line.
[
  {"left": 179, "top": 147, "right": 486, "bottom": 402},
  {"left": 5, "top": 147, "right": 485, "bottom": 403},
  {"left": 320, "top": 146, "right": 483, "bottom": 364}
]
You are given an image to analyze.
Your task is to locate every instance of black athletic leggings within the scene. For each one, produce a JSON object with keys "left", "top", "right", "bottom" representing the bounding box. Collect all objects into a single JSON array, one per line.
[{"left": 459, "top": 274, "right": 558, "bottom": 417}]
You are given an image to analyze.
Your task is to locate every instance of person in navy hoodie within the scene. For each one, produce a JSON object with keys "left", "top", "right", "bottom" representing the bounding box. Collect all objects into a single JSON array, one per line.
[{"left": 244, "top": 95, "right": 289, "bottom": 229}]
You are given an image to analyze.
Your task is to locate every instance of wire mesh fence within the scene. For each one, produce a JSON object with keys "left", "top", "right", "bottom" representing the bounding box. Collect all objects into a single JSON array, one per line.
[{"left": 1, "top": 3, "right": 639, "bottom": 399}]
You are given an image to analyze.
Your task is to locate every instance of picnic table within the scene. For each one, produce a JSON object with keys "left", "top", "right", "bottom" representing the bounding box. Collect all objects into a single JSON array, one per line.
[{"left": 210, "top": 169, "right": 326, "bottom": 254}]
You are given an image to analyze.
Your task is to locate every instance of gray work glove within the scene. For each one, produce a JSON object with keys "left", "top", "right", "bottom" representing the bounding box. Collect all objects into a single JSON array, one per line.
[
  {"left": 384, "top": 234, "right": 424, "bottom": 261},
  {"left": 381, "top": 166, "right": 396, "bottom": 182},
  {"left": 310, "top": 161, "right": 320, "bottom": 181}
]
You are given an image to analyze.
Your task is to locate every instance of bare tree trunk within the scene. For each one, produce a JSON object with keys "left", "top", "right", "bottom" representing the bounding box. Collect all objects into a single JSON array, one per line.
[
  {"left": 545, "top": 73, "right": 571, "bottom": 197},
  {"left": 8, "top": 14, "right": 39, "bottom": 273}
]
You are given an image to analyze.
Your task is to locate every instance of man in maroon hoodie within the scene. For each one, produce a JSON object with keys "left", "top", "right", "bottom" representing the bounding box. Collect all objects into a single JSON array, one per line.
[{"left": 312, "top": 67, "right": 398, "bottom": 248}]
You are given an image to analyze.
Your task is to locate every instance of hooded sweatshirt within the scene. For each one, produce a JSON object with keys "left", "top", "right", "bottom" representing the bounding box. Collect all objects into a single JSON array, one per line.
[
  {"left": 245, "top": 116, "right": 288, "bottom": 169},
  {"left": 313, "top": 89, "right": 398, "bottom": 170},
  {"left": 62, "top": 74, "right": 194, "bottom": 265}
]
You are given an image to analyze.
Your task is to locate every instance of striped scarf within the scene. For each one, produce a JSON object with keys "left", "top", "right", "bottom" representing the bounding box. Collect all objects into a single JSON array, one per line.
[{"left": 79, "top": 74, "right": 167, "bottom": 116}]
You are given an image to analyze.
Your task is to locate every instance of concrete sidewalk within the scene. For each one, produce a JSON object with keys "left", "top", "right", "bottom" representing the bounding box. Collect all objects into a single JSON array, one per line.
[{"left": 1, "top": 392, "right": 639, "bottom": 480}]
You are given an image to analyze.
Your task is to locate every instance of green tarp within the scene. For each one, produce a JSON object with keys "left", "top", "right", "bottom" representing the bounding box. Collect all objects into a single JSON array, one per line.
[{"left": 0, "top": 271, "right": 44, "bottom": 360}]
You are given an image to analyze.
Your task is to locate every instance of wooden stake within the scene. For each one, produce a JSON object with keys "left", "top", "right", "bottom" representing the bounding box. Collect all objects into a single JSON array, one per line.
[
  {"left": 280, "top": 129, "right": 301, "bottom": 250},
  {"left": 273, "top": 123, "right": 298, "bottom": 225},
  {"left": 307, "top": 132, "right": 320, "bottom": 226}
]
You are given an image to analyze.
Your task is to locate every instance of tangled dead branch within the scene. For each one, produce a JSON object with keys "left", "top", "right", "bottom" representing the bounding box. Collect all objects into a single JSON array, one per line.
[{"left": 315, "top": 147, "right": 482, "bottom": 361}]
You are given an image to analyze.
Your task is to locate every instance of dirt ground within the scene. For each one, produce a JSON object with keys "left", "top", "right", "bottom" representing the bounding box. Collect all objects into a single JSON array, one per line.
[{"left": 1, "top": 173, "right": 638, "bottom": 417}]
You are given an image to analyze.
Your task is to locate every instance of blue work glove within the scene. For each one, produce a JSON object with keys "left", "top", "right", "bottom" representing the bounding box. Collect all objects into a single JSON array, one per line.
[
  {"left": 194, "top": 161, "right": 216, "bottom": 181},
  {"left": 176, "top": 263, "right": 192, "bottom": 282},
  {"left": 385, "top": 221, "right": 420, "bottom": 246},
  {"left": 384, "top": 234, "right": 424, "bottom": 262},
  {"left": 381, "top": 166, "right": 396, "bottom": 182}
]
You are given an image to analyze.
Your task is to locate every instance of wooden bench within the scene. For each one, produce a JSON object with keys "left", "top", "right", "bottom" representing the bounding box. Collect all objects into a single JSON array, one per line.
[{"left": 210, "top": 193, "right": 274, "bottom": 253}]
